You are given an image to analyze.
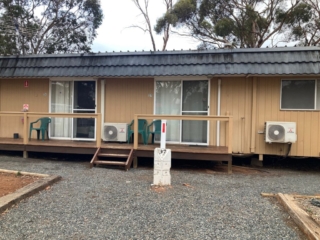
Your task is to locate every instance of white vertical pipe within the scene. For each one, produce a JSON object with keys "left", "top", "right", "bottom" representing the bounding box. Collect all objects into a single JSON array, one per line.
[
  {"left": 216, "top": 79, "right": 221, "bottom": 146},
  {"left": 101, "top": 80, "right": 105, "bottom": 136},
  {"left": 160, "top": 120, "right": 167, "bottom": 149}
]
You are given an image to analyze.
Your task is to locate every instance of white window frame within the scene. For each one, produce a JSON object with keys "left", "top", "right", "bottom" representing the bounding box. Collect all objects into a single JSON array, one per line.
[
  {"left": 154, "top": 77, "right": 211, "bottom": 145},
  {"left": 280, "top": 79, "right": 319, "bottom": 111},
  {"left": 49, "top": 78, "right": 97, "bottom": 141}
]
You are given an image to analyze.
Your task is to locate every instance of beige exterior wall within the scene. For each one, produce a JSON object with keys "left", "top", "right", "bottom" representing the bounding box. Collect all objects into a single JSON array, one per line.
[
  {"left": 0, "top": 76, "right": 318, "bottom": 157},
  {"left": 254, "top": 77, "right": 320, "bottom": 157},
  {"left": 216, "top": 76, "right": 320, "bottom": 157},
  {"left": 0, "top": 78, "right": 49, "bottom": 138},
  {"left": 104, "top": 78, "right": 221, "bottom": 145},
  {"left": 104, "top": 78, "right": 154, "bottom": 123},
  {"left": 103, "top": 77, "right": 254, "bottom": 152},
  {"left": 218, "top": 77, "right": 253, "bottom": 153}
]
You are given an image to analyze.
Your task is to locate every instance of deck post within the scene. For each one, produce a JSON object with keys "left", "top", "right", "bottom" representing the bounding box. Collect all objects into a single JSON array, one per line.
[
  {"left": 225, "top": 112, "right": 233, "bottom": 154},
  {"left": 225, "top": 112, "right": 229, "bottom": 147},
  {"left": 133, "top": 114, "right": 138, "bottom": 149},
  {"left": 228, "top": 116, "right": 233, "bottom": 154},
  {"left": 227, "top": 156, "right": 232, "bottom": 174},
  {"left": 96, "top": 113, "right": 101, "bottom": 148},
  {"left": 23, "top": 112, "right": 28, "bottom": 145},
  {"left": 23, "top": 151, "right": 28, "bottom": 159},
  {"left": 133, "top": 157, "right": 138, "bottom": 168}
]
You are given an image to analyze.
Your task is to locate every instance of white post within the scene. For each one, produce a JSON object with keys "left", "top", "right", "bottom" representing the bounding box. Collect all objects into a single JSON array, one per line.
[
  {"left": 160, "top": 120, "right": 167, "bottom": 149},
  {"left": 217, "top": 79, "right": 221, "bottom": 146},
  {"left": 153, "top": 119, "right": 171, "bottom": 186},
  {"left": 101, "top": 80, "right": 105, "bottom": 138}
]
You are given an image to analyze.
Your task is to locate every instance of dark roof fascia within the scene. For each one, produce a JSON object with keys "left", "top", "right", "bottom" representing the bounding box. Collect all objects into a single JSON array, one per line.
[
  {"left": 2, "top": 74, "right": 320, "bottom": 79},
  {"left": 0, "top": 46, "right": 319, "bottom": 59}
]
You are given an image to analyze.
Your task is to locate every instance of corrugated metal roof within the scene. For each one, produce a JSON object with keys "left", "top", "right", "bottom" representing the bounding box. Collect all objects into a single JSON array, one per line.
[{"left": 0, "top": 47, "right": 319, "bottom": 78}]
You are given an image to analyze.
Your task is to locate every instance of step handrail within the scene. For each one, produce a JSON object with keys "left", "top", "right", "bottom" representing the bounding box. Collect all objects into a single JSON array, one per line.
[
  {"left": 125, "top": 148, "right": 134, "bottom": 171},
  {"left": 90, "top": 147, "right": 101, "bottom": 168}
]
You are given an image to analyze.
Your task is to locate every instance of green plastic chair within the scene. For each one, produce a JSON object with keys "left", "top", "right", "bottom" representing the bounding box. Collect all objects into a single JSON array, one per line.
[
  {"left": 127, "top": 119, "right": 147, "bottom": 145},
  {"left": 147, "top": 120, "right": 161, "bottom": 144},
  {"left": 29, "top": 117, "right": 51, "bottom": 141}
]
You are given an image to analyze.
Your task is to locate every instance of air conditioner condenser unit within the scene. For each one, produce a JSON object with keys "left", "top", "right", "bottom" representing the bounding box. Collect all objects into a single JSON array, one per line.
[
  {"left": 265, "top": 121, "right": 297, "bottom": 143},
  {"left": 103, "top": 123, "right": 128, "bottom": 142}
]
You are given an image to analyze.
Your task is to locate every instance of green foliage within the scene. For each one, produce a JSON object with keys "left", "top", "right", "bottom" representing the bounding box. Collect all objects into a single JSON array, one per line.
[
  {"left": 0, "top": 34, "right": 16, "bottom": 55},
  {"left": 171, "top": 0, "right": 197, "bottom": 22},
  {"left": 155, "top": 0, "right": 319, "bottom": 48},
  {"left": 214, "top": 18, "right": 234, "bottom": 37},
  {"left": 276, "top": 3, "right": 312, "bottom": 24},
  {"left": 199, "top": 0, "right": 232, "bottom": 23},
  {"left": 154, "top": 0, "right": 196, "bottom": 33},
  {"left": 0, "top": 0, "right": 103, "bottom": 55},
  {"left": 275, "top": 1, "right": 320, "bottom": 46},
  {"left": 155, "top": 16, "right": 169, "bottom": 34},
  {"left": 292, "top": 26, "right": 304, "bottom": 38}
]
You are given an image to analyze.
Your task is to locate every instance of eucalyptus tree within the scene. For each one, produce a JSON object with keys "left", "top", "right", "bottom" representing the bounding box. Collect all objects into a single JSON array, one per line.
[
  {"left": 277, "top": 0, "right": 320, "bottom": 46},
  {"left": 131, "top": 0, "right": 174, "bottom": 51},
  {"left": 154, "top": 0, "right": 308, "bottom": 48},
  {"left": 0, "top": 0, "right": 103, "bottom": 55}
]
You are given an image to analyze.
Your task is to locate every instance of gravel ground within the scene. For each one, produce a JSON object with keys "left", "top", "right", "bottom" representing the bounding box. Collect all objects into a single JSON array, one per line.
[{"left": 0, "top": 154, "right": 319, "bottom": 240}]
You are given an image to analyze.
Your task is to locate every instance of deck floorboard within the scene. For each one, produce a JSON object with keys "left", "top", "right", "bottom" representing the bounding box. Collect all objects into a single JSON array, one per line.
[
  {"left": 0, "top": 138, "right": 232, "bottom": 173},
  {"left": 0, "top": 138, "right": 229, "bottom": 159}
]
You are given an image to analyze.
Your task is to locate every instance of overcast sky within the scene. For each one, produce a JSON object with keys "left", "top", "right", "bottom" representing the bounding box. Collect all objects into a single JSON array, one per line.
[{"left": 91, "top": 1, "right": 199, "bottom": 52}]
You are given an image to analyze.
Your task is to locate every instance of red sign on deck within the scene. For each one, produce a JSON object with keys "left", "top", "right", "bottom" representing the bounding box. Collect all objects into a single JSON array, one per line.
[
  {"left": 24, "top": 80, "right": 29, "bottom": 87},
  {"left": 23, "top": 104, "right": 29, "bottom": 111},
  {"left": 160, "top": 120, "right": 167, "bottom": 149},
  {"left": 162, "top": 122, "right": 166, "bottom": 133}
]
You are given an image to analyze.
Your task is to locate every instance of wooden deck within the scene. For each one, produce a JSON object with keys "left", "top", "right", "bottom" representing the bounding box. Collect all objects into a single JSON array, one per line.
[
  {"left": 0, "top": 138, "right": 97, "bottom": 154},
  {"left": 0, "top": 138, "right": 232, "bottom": 172},
  {"left": 102, "top": 142, "right": 230, "bottom": 161}
]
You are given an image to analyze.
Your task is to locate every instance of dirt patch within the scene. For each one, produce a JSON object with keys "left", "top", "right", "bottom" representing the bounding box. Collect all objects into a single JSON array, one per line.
[
  {"left": 185, "top": 164, "right": 270, "bottom": 175},
  {"left": 214, "top": 165, "right": 269, "bottom": 174},
  {"left": 150, "top": 185, "right": 172, "bottom": 193},
  {"left": 294, "top": 196, "right": 320, "bottom": 226},
  {"left": 0, "top": 172, "right": 41, "bottom": 197}
]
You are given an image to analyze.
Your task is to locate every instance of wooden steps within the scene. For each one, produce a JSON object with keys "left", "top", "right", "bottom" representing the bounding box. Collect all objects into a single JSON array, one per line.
[
  {"left": 90, "top": 148, "right": 134, "bottom": 171},
  {"left": 98, "top": 153, "right": 129, "bottom": 158},
  {"left": 93, "top": 160, "right": 126, "bottom": 166}
]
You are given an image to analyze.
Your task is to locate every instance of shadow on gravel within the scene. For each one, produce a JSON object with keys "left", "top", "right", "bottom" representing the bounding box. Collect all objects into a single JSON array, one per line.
[
  {"left": 233, "top": 155, "right": 320, "bottom": 172},
  {"left": 137, "top": 158, "right": 266, "bottom": 174},
  {"left": 0, "top": 151, "right": 92, "bottom": 164},
  {"left": 262, "top": 156, "right": 320, "bottom": 172},
  {"left": 1, "top": 150, "right": 320, "bottom": 174}
]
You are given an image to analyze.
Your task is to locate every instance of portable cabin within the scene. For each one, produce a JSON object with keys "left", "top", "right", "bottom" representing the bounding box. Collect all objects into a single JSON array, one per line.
[{"left": 0, "top": 47, "right": 319, "bottom": 171}]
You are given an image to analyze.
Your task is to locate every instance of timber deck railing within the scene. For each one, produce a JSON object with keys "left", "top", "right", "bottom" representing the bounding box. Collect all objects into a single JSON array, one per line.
[
  {"left": 133, "top": 114, "right": 233, "bottom": 154},
  {"left": 0, "top": 112, "right": 102, "bottom": 147},
  {"left": 0, "top": 112, "right": 233, "bottom": 154}
]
